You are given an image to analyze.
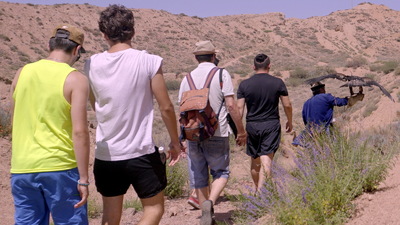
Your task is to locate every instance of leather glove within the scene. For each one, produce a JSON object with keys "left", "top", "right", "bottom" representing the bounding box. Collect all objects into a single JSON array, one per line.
[{"left": 348, "top": 93, "right": 364, "bottom": 107}]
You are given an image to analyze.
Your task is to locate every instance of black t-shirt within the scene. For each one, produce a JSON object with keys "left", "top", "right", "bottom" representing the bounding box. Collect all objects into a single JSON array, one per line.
[{"left": 237, "top": 73, "right": 288, "bottom": 122}]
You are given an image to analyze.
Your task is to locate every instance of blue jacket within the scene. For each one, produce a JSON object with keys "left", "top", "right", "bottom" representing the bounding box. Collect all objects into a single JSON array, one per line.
[{"left": 302, "top": 93, "right": 348, "bottom": 128}]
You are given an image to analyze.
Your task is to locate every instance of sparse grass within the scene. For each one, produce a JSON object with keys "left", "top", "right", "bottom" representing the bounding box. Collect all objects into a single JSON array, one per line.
[
  {"left": 286, "top": 66, "right": 337, "bottom": 87},
  {"left": 0, "top": 104, "right": 12, "bottom": 137},
  {"left": 362, "top": 103, "right": 378, "bottom": 118},
  {"left": 165, "top": 80, "right": 180, "bottom": 91},
  {"left": 370, "top": 61, "right": 399, "bottom": 74},
  {"left": 0, "top": 34, "right": 11, "bottom": 42},
  {"left": 394, "top": 67, "right": 400, "bottom": 76},
  {"left": 19, "top": 56, "right": 30, "bottom": 63},
  {"left": 9, "top": 45, "right": 18, "bottom": 51},
  {"left": 234, "top": 125, "right": 399, "bottom": 224},
  {"left": 123, "top": 198, "right": 143, "bottom": 211},
  {"left": 274, "top": 71, "right": 282, "bottom": 77},
  {"left": 87, "top": 199, "right": 102, "bottom": 219},
  {"left": 365, "top": 73, "right": 376, "bottom": 79}
]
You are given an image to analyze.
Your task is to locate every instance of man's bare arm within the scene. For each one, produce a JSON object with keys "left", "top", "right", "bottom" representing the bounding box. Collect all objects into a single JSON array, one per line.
[
  {"left": 225, "top": 95, "right": 247, "bottom": 146},
  {"left": 280, "top": 95, "right": 293, "bottom": 133},
  {"left": 65, "top": 71, "right": 90, "bottom": 208},
  {"left": 151, "top": 67, "right": 182, "bottom": 166},
  {"left": 237, "top": 98, "right": 245, "bottom": 119}
]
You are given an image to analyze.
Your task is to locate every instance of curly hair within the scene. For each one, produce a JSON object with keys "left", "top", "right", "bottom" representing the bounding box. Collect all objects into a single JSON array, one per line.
[{"left": 99, "top": 4, "right": 135, "bottom": 43}]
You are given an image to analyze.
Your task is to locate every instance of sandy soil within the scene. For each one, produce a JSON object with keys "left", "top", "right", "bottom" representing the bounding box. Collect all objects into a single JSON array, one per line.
[{"left": 346, "top": 156, "right": 400, "bottom": 225}]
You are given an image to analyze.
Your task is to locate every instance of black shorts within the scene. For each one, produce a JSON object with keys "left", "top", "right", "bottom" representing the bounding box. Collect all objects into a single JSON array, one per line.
[
  {"left": 246, "top": 120, "right": 281, "bottom": 158},
  {"left": 93, "top": 150, "right": 167, "bottom": 199}
]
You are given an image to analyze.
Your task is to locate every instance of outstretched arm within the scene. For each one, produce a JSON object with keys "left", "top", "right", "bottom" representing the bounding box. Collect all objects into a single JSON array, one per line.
[
  {"left": 151, "top": 67, "right": 182, "bottom": 166},
  {"left": 280, "top": 95, "right": 293, "bottom": 133}
]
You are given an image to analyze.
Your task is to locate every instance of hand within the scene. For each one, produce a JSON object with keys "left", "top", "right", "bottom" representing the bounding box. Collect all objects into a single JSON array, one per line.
[
  {"left": 168, "top": 141, "right": 182, "bottom": 166},
  {"left": 286, "top": 121, "right": 293, "bottom": 133},
  {"left": 180, "top": 141, "right": 187, "bottom": 153},
  {"left": 348, "top": 93, "right": 364, "bottom": 106},
  {"left": 179, "top": 141, "right": 188, "bottom": 158},
  {"left": 74, "top": 183, "right": 89, "bottom": 208},
  {"left": 235, "top": 132, "right": 247, "bottom": 146}
]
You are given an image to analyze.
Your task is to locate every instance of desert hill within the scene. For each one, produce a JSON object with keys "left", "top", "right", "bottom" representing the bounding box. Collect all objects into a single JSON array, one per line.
[
  {"left": 0, "top": 2, "right": 400, "bottom": 224},
  {"left": 0, "top": 1, "right": 399, "bottom": 129},
  {"left": 0, "top": 2, "right": 400, "bottom": 80}
]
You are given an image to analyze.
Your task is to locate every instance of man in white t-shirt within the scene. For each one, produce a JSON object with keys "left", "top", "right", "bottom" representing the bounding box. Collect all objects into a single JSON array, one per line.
[
  {"left": 178, "top": 40, "right": 247, "bottom": 225},
  {"left": 85, "top": 5, "right": 182, "bottom": 225}
]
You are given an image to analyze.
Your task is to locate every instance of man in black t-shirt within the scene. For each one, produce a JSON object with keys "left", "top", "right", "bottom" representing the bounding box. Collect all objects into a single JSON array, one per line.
[{"left": 237, "top": 54, "right": 293, "bottom": 192}]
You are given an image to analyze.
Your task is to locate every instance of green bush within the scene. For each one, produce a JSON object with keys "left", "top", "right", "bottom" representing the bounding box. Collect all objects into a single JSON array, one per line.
[
  {"left": 165, "top": 160, "right": 188, "bottom": 198},
  {"left": 285, "top": 67, "right": 310, "bottom": 87},
  {"left": 345, "top": 56, "right": 368, "bottom": 68},
  {"left": 235, "top": 126, "right": 399, "bottom": 224},
  {"left": 290, "top": 67, "right": 309, "bottom": 79}
]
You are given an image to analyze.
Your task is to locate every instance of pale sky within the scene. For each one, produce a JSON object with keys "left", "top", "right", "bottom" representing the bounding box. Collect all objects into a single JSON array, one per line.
[{"left": 4, "top": 0, "right": 400, "bottom": 18}]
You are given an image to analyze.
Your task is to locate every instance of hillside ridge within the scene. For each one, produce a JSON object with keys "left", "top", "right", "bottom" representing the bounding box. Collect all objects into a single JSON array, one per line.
[{"left": 0, "top": 2, "right": 399, "bottom": 79}]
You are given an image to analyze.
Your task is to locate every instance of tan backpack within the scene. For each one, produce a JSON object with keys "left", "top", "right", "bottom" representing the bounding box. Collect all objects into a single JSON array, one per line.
[{"left": 179, "top": 67, "right": 220, "bottom": 142}]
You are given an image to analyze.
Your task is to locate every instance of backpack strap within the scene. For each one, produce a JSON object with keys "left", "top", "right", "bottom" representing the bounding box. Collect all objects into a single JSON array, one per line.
[
  {"left": 216, "top": 68, "right": 225, "bottom": 118},
  {"left": 219, "top": 67, "right": 224, "bottom": 89},
  {"left": 186, "top": 73, "right": 197, "bottom": 90},
  {"left": 203, "top": 67, "right": 220, "bottom": 88}
]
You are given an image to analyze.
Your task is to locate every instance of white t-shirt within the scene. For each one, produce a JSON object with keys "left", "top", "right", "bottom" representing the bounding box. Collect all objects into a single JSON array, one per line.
[
  {"left": 178, "top": 62, "right": 234, "bottom": 137},
  {"left": 85, "top": 49, "right": 162, "bottom": 161}
]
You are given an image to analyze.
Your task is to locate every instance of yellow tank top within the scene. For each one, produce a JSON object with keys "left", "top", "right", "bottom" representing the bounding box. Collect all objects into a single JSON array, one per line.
[{"left": 11, "top": 59, "right": 77, "bottom": 173}]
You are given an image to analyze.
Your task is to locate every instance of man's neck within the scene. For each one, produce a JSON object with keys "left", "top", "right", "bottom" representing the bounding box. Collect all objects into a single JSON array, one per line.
[
  {"left": 47, "top": 50, "right": 72, "bottom": 66},
  {"left": 108, "top": 41, "right": 132, "bottom": 53},
  {"left": 255, "top": 69, "right": 269, "bottom": 74}
]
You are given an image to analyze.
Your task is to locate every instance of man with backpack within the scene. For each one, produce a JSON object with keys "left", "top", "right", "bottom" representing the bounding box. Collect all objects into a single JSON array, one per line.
[
  {"left": 237, "top": 53, "right": 293, "bottom": 192},
  {"left": 178, "top": 40, "right": 246, "bottom": 225}
]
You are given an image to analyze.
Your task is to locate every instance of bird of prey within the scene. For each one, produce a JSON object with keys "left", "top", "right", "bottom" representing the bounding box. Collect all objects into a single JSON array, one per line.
[{"left": 305, "top": 73, "right": 395, "bottom": 102}]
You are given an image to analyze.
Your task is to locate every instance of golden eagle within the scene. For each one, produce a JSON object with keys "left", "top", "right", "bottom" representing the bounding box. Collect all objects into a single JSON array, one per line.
[{"left": 305, "top": 73, "right": 395, "bottom": 102}]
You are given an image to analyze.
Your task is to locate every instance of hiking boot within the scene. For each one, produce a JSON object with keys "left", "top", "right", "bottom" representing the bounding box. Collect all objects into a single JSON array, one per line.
[
  {"left": 200, "top": 200, "right": 214, "bottom": 225},
  {"left": 187, "top": 195, "right": 200, "bottom": 209}
]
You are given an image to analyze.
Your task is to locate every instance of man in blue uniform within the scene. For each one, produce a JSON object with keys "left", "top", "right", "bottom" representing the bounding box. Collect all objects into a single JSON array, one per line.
[{"left": 293, "top": 81, "right": 363, "bottom": 146}]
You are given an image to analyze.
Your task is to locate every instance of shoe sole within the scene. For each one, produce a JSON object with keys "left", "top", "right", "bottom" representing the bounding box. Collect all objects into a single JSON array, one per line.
[
  {"left": 200, "top": 201, "right": 213, "bottom": 225},
  {"left": 187, "top": 200, "right": 200, "bottom": 209}
]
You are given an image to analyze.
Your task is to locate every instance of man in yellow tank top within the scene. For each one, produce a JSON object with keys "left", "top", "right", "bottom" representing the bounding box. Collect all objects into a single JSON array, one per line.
[{"left": 10, "top": 24, "right": 90, "bottom": 225}]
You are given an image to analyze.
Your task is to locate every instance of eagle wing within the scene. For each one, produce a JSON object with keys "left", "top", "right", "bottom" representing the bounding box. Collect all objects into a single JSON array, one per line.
[
  {"left": 340, "top": 77, "right": 395, "bottom": 102},
  {"left": 305, "top": 73, "right": 358, "bottom": 85}
]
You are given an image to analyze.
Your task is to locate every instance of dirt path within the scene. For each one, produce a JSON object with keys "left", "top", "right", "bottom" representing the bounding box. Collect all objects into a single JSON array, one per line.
[
  {"left": 346, "top": 156, "right": 400, "bottom": 225},
  {"left": 1, "top": 138, "right": 399, "bottom": 224}
]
